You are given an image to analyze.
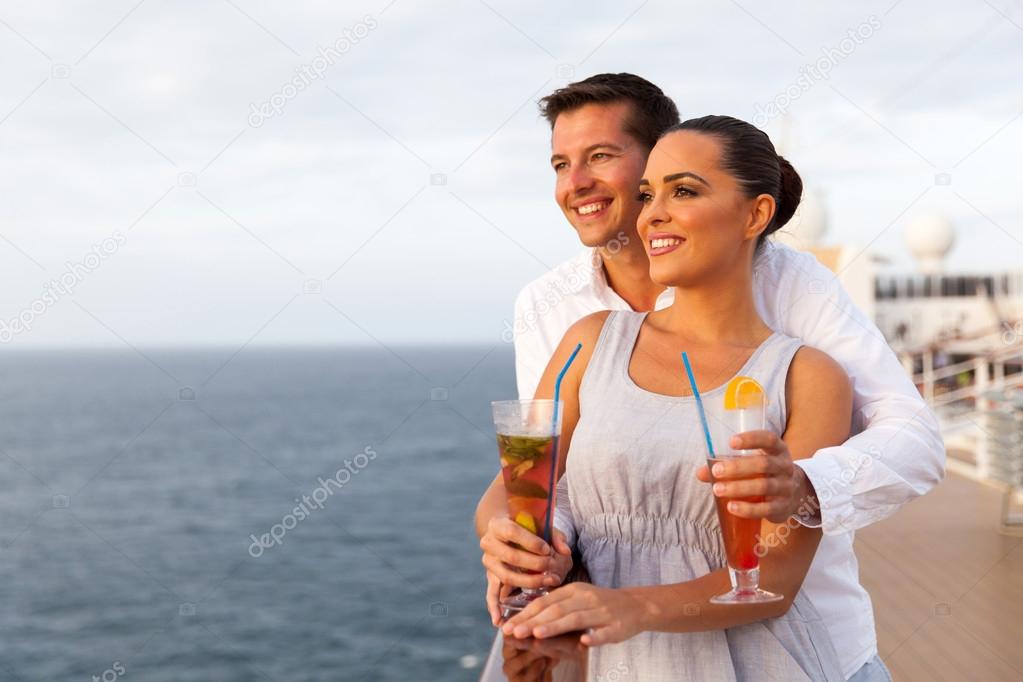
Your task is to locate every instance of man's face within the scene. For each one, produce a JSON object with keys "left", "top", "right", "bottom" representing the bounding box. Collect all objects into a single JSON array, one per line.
[{"left": 550, "top": 102, "right": 650, "bottom": 248}]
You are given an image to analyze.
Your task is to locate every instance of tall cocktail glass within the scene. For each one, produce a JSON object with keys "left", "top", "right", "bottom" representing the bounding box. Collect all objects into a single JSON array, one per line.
[
  {"left": 709, "top": 377, "right": 783, "bottom": 604},
  {"left": 491, "top": 399, "right": 564, "bottom": 614}
]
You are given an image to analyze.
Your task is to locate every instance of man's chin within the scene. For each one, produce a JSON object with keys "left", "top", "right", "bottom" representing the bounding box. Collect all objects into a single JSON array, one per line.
[{"left": 572, "top": 223, "right": 622, "bottom": 249}]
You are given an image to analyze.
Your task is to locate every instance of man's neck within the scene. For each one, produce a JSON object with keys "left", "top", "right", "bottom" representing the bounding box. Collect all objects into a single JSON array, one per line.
[{"left": 598, "top": 237, "right": 666, "bottom": 312}]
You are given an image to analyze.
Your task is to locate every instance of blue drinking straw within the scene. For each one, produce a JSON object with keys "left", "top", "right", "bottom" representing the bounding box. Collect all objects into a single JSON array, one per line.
[
  {"left": 681, "top": 352, "right": 716, "bottom": 458},
  {"left": 542, "top": 342, "right": 583, "bottom": 545}
]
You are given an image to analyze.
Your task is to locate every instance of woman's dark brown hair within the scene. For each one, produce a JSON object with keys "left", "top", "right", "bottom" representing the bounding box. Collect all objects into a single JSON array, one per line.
[{"left": 664, "top": 115, "right": 802, "bottom": 247}]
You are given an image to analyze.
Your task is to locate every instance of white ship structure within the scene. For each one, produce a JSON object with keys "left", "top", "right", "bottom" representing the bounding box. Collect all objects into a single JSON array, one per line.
[{"left": 775, "top": 195, "right": 1023, "bottom": 531}]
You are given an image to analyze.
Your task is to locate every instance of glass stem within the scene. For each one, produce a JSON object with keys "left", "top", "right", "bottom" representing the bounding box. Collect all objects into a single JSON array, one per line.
[{"left": 729, "top": 566, "right": 761, "bottom": 595}]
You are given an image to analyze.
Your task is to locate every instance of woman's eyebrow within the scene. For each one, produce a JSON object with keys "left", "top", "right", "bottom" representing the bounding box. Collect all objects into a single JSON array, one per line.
[{"left": 662, "top": 171, "right": 711, "bottom": 187}]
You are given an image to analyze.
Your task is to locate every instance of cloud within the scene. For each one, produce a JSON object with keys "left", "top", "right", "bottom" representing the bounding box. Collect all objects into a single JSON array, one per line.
[{"left": 0, "top": 0, "right": 1020, "bottom": 347}]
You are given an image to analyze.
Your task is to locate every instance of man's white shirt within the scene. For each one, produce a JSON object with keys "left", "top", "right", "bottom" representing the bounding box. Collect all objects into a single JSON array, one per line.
[{"left": 512, "top": 240, "right": 945, "bottom": 678}]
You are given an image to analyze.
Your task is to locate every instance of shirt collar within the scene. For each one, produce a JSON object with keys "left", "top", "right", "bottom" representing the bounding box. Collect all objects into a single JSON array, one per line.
[{"left": 582, "top": 248, "right": 676, "bottom": 311}]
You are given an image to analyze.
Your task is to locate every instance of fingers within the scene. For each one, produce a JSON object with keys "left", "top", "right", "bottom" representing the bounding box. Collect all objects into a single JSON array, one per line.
[
  {"left": 712, "top": 476, "right": 792, "bottom": 500},
  {"left": 549, "top": 554, "right": 573, "bottom": 585},
  {"left": 551, "top": 530, "right": 572, "bottom": 556},
  {"left": 523, "top": 609, "right": 606, "bottom": 639},
  {"left": 728, "top": 430, "right": 782, "bottom": 453},
  {"left": 726, "top": 499, "right": 783, "bottom": 519},
  {"left": 481, "top": 553, "right": 551, "bottom": 589},
  {"left": 694, "top": 464, "right": 712, "bottom": 483},
  {"left": 504, "top": 586, "right": 598, "bottom": 638},
  {"left": 480, "top": 535, "right": 553, "bottom": 574},
  {"left": 503, "top": 586, "right": 575, "bottom": 633},
  {"left": 487, "top": 573, "right": 502, "bottom": 626},
  {"left": 581, "top": 624, "right": 621, "bottom": 647},
  {"left": 710, "top": 453, "right": 792, "bottom": 481},
  {"left": 489, "top": 517, "right": 551, "bottom": 555}
]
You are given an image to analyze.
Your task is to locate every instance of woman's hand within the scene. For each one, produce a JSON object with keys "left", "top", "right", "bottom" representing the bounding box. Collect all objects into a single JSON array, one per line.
[
  {"left": 695, "top": 430, "right": 818, "bottom": 524},
  {"left": 480, "top": 518, "right": 573, "bottom": 625},
  {"left": 501, "top": 583, "right": 655, "bottom": 646}
]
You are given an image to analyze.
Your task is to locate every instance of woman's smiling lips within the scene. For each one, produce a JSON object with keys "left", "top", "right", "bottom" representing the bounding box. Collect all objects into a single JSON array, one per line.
[{"left": 647, "top": 232, "right": 685, "bottom": 256}]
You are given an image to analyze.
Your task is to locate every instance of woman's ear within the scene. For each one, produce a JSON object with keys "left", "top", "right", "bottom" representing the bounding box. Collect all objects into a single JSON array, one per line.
[{"left": 745, "top": 194, "right": 776, "bottom": 241}]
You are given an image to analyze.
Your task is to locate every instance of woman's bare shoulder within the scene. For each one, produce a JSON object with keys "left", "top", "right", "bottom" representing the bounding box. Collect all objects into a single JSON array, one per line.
[
  {"left": 564, "top": 310, "right": 613, "bottom": 342},
  {"left": 788, "top": 346, "right": 850, "bottom": 396}
]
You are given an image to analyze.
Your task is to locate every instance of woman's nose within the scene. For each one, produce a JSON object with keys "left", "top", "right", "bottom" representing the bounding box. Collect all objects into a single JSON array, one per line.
[{"left": 642, "top": 197, "right": 668, "bottom": 228}]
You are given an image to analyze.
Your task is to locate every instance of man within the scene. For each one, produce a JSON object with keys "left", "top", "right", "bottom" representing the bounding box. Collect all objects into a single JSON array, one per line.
[{"left": 477, "top": 73, "right": 944, "bottom": 680}]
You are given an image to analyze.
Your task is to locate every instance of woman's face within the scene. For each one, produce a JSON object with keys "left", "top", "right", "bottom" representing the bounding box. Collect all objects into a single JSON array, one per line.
[{"left": 637, "top": 131, "right": 771, "bottom": 288}]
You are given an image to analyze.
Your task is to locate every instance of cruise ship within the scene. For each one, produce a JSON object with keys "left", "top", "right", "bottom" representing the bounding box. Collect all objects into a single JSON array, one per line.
[{"left": 775, "top": 195, "right": 1023, "bottom": 517}]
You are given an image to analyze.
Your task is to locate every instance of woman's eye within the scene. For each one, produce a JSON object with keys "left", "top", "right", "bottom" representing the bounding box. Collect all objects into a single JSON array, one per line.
[
  {"left": 636, "top": 191, "right": 652, "bottom": 203},
  {"left": 673, "top": 185, "right": 696, "bottom": 198}
]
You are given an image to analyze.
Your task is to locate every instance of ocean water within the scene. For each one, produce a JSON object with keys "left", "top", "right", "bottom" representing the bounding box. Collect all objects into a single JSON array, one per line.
[{"left": 0, "top": 345, "right": 514, "bottom": 681}]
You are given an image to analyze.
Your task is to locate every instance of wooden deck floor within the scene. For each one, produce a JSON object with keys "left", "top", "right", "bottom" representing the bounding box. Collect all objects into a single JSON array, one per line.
[{"left": 855, "top": 473, "right": 1023, "bottom": 681}]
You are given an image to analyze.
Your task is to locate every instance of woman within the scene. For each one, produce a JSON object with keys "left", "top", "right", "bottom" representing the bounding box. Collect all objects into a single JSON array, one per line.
[{"left": 492, "top": 116, "right": 852, "bottom": 680}]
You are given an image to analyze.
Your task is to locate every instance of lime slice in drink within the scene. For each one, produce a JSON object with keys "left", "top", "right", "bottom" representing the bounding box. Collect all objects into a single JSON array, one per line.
[
  {"left": 515, "top": 511, "right": 538, "bottom": 534},
  {"left": 724, "top": 376, "right": 766, "bottom": 410}
]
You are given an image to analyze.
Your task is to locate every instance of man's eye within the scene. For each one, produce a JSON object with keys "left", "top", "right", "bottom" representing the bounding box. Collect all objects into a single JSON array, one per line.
[
  {"left": 591, "top": 153, "right": 608, "bottom": 162},
  {"left": 553, "top": 162, "right": 567, "bottom": 171}
]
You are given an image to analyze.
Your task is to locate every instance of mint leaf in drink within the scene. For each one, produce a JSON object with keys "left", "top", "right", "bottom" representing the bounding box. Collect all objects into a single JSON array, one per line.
[{"left": 497, "top": 434, "right": 552, "bottom": 461}]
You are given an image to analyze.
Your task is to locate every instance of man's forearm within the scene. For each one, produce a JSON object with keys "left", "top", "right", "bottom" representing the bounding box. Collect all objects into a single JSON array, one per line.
[
  {"left": 796, "top": 413, "right": 945, "bottom": 534},
  {"left": 765, "top": 244, "right": 945, "bottom": 534}
]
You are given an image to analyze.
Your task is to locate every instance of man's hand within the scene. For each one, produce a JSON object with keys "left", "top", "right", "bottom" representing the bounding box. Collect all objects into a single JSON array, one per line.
[
  {"left": 480, "top": 517, "right": 573, "bottom": 624},
  {"left": 695, "top": 430, "right": 818, "bottom": 524}
]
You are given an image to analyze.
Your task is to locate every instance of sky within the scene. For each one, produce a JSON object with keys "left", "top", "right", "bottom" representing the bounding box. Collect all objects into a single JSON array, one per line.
[{"left": 0, "top": 0, "right": 1021, "bottom": 348}]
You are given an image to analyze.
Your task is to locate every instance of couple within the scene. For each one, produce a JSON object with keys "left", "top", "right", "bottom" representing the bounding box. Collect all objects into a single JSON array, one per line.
[{"left": 475, "top": 74, "right": 944, "bottom": 681}]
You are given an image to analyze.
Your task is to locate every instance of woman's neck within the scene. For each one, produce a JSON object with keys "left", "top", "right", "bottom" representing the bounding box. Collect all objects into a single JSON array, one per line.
[{"left": 654, "top": 263, "right": 771, "bottom": 347}]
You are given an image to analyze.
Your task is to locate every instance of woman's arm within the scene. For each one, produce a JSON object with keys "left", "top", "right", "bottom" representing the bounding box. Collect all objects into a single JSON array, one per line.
[{"left": 503, "top": 346, "right": 853, "bottom": 644}]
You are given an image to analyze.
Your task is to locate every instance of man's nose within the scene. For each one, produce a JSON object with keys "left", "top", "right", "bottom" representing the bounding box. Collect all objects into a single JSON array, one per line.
[{"left": 566, "top": 164, "right": 595, "bottom": 194}]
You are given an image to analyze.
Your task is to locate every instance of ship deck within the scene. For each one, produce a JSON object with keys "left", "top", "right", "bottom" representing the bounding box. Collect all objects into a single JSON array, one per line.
[
  {"left": 855, "top": 472, "right": 1022, "bottom": 680},
  {"left": 481, "top": 471, "right": 1023, "bottom": 681}
]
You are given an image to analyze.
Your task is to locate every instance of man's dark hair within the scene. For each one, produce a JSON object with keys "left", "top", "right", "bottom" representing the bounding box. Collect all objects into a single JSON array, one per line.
[{"left": 538, "top": 73, "right": 680, "bottom": 150}]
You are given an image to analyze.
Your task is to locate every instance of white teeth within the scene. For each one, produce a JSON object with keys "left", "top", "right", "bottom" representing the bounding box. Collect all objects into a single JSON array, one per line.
[
  {"left": 650, "top": 238, "right": 682, "bottom": 249},
  {"left": 577, "top": 201, "right": 609, "bottom": 215}
]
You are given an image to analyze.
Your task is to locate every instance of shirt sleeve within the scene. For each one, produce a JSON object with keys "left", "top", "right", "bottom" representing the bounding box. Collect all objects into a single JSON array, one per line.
[
  {"left": 513, "top": 287, "right": 550, "bottom": 400},
  {"left": 761, "top": 245, "right": 946, "bottom": 535}
]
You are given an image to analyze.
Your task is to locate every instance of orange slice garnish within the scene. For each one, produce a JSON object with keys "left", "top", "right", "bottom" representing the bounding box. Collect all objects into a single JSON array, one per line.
[{"left": 724, "top": 376, "right": 766, "bottom": 410}]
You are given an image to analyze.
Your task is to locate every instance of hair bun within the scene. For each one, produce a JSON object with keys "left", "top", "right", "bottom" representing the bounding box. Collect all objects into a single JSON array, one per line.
[{"left": 772, "top": 155, "right": 803, "bottom": 232}]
